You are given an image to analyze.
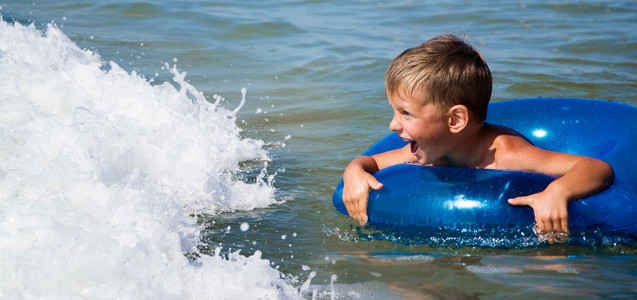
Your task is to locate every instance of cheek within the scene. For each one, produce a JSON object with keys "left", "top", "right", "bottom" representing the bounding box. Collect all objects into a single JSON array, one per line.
[
  {"left": 407, "top": 121, "right": 426, "bottom": 138},
  {"left": 403, "top": 122, "right": 418, "bottom": 136}
]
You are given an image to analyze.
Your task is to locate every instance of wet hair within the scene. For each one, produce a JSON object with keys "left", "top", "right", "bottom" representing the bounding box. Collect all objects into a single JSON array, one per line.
[{"left": 385, "top": 34, "right": 492, "bottom": 122}]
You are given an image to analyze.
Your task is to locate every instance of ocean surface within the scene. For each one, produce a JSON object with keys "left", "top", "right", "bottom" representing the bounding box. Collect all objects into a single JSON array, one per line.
[{"left": 1, "top": 0, "right": 636, "bottom": 299}]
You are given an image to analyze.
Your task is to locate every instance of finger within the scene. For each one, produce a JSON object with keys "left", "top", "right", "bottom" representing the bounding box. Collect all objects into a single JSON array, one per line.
[
  {"left": 560, "top": 216, "right": 569, "bottom": 233},
  {"left": 345, "top": 193, "right": 366, "bottom": 222},
  {"left": 508, "top": 196, "right": 528, "bottom": 206},
  {"left": 342, "top": 194, "right": 355, "bottom": 216},
  {"left": 555, "top": 219, "right": 570, "bottom": 243},
  {"left": 345, "top": 196, "right": 360, "bottom": 218},
  {"left": 358, "top": 214, "right": 368, "bottom": 224},
  {"left": 552, "top": 218, "right": 562, "bottom": 234},
  {"left": 357, "top": 201, "right": 367, "bottom": 221},
  {"left": 344, "top": 186, "right": 366, "bottom": 217},
  {"left": 358, "top": 196, "right": 368, "bottom": 223},
  {"left": 543, "top": 217, "right": 555, "bottom": 232},
  {"left": 349, "top": 202, "right": 358, "bottom": 218},
  {"left": 536, "top": 217, "right": 552, "bottom": 232},
  {"left": 533, "top": 223, "right": 550, "bottom": 242},
  {"left": 367, "top": 177, "right": 383, "bottom": 190}
]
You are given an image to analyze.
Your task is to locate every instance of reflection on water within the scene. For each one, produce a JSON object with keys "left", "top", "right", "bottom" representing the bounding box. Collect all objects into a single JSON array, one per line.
[{"left": 1, "top": 0, "right": 636, "bottom": 298}]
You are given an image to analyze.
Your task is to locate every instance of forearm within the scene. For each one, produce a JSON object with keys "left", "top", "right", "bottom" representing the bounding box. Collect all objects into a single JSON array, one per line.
[
  {"left": 546, "top": 158, "right": 614, "bottom": 202},
  {"left": 344, "top": 156, "right": 380, "bottom": 179}
]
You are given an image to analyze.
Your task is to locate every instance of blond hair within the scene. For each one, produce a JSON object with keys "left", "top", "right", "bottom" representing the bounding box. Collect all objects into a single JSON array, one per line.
[{"left": 385, "top": 34, "right": 492, "bottom": 122}]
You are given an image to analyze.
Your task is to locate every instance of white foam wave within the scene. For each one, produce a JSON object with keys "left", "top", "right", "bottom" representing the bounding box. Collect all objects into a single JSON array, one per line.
[{"left": 0, "top": 20, "right": 298, "bottom": 298}]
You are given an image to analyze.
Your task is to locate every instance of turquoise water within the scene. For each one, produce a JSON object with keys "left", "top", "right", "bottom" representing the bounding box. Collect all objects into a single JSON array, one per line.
[{"left": 1, "top": 0, "right": 636, "bottom": 298}]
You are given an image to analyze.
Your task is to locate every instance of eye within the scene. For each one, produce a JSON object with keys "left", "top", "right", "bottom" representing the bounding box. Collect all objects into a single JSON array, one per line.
[{"left": 402, "top": 110, "right": 413, "bottom": 118}]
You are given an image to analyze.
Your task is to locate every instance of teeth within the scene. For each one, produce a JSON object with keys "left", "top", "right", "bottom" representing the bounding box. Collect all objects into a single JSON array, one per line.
[{"left": 410, "top": 141, "right": 418, "bottom": 155}]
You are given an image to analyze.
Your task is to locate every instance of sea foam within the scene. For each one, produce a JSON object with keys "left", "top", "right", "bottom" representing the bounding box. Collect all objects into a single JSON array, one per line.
[{"left": 0, "top": 19, "right": 298, "bottom": 298}]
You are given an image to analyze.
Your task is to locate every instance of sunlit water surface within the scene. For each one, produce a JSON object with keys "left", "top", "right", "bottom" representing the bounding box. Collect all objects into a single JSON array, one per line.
[{"left": 1, "top": 1, "right": 636, "bottom": 299}]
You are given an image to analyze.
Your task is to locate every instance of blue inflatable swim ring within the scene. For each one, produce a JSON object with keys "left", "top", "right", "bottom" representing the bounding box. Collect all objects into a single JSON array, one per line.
[{"left": 333, "top": 98, "right": 637, "bottom": 237}]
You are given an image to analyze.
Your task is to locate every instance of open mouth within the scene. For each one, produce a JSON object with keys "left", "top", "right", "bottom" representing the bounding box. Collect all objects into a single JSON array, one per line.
[{"left": 410, "top": 141, "right": 418, "bottom": 156}]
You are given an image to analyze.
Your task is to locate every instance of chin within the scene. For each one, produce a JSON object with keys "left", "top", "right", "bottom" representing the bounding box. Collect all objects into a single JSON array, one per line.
[
  {"left": 415, "top": 152, "right": 442, "bottom": 166},
  {"left": 414, "top": 155, "right": 430, "bottom": 165}
]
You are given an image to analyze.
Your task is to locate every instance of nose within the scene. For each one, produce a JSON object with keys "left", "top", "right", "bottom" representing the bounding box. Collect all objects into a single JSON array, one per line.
[{"left": 389, "top": 113, "right": 401, "bottom": 132}]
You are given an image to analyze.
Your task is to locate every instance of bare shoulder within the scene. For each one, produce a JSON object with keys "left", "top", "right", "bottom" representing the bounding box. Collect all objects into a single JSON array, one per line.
[
  {"left": 487, "top": 124, "right": 595, "bottom": 175},
  {"left": 486, "top": 124, "right": 544, "bottom": 170},
  {"left": 488, "top": 124, "right": 532, "bottom": 150}
]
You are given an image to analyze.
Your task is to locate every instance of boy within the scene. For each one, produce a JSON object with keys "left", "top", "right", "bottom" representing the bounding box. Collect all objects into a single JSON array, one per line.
[{"left": 342, "top": 34, "right": 614, "bottom": 239}]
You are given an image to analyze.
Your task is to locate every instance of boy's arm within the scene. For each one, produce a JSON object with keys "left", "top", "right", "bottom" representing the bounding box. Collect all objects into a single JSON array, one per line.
[
  {"left": 505, "top": 141, "right": 615, "bottom": 233},
  {"left": 342, "top": 145, "right": 414, "bottom": 223}
]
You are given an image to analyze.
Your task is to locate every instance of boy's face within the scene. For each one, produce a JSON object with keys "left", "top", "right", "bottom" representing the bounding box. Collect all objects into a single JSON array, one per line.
[{"left": 387, "top": 88, "right": 452, "bottom": 164}]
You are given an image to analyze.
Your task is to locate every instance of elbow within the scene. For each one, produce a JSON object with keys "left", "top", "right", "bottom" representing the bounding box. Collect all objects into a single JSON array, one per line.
[
  {"left": 590, "top": 158, "right": 615, "bottom": 190},
  {"left": 603, "top": 161, "right": 615, "bottom": 188},
  {"left": 581, "top": 158, "right": 615, "bottom": 193}
]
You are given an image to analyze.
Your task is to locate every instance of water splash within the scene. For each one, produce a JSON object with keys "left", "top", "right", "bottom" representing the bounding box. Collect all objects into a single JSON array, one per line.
[
  {"left": 337, "top": 223, "right": 637, "bottom": 249},
  {"left": 0, "top": 19, "right": 299, "bottom": 298}
]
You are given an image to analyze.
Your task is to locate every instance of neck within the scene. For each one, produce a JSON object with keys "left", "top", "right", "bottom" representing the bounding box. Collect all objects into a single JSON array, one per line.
[{"left": 443, "top": 122, "right": 493, "bottom": 168}]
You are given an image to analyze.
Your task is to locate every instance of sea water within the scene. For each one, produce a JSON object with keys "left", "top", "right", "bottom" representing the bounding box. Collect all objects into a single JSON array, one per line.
[
  {"left": 0, "top": 18, "right": 300, "bottom": 299},
  {"left": 1, "top": 1, "right": 636, "bottom": 299}
]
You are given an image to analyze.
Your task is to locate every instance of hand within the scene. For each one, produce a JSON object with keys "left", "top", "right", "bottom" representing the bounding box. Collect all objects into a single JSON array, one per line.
[
  {"left": 342, "top": 172, "right": 383, "bottom": 224},
  {"left": 508, "top": 190, "right": 569, "bottom": 243}
]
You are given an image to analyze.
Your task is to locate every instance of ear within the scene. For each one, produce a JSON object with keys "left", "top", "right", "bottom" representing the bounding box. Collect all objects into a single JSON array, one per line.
[{"left": 447, "top": 105, "right": 470, "bottom": 133}]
